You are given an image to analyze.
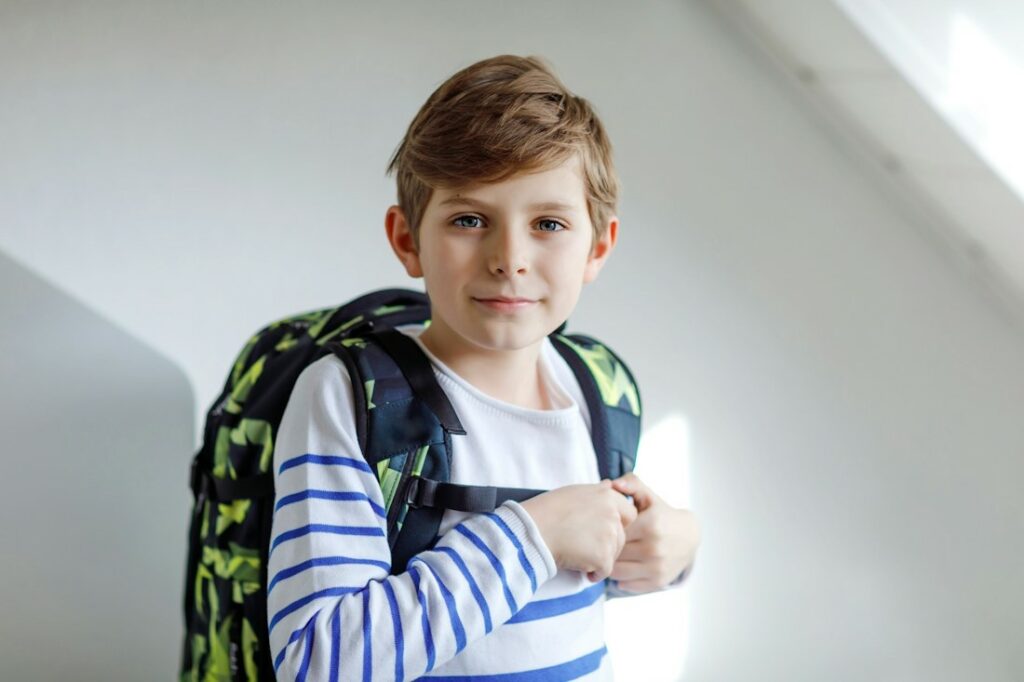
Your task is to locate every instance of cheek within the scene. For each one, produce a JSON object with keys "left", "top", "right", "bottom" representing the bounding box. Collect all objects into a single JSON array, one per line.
[
  {"left": 426, "top": 238, "right": 473, "bottom": 272},
  {"left": 549, "top": 252, "right": 588, "bottom": 286},
  {"left": 420, "top": 244, "right": 451, "bottom": 280},
  {"left": 547, "top": 273, "right": 585, "bottom": 310}
]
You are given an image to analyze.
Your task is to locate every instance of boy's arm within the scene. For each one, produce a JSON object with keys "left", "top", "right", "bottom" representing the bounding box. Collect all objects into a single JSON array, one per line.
[{"left": 267, "top": 356, "right": 557, "bottom": 681}]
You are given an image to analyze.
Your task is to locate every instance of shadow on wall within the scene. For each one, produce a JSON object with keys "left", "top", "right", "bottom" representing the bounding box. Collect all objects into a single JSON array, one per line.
[{"left": 0, "top": 251, "right": 194, "bottom": 681}]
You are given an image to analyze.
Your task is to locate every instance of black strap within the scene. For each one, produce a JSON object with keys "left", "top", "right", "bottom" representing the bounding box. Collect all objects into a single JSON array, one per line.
[
  {"left": 371, "top": 328, "right": 467, "bottom": 435},
  {"left": 550, "top": 335, "right": 612, "bottom": 480},
  {"left": 406, "top": 476, "right": 545, "bottom": 512}
]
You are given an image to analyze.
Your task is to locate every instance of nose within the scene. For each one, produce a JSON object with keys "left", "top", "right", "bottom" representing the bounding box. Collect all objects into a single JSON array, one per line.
[{"left": 487, "top": 225, "right": 529, "bottom": 276}]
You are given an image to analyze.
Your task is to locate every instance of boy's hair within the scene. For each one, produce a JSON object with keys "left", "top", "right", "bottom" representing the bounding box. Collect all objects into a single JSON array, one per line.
[{"left": 385, "top": 54, "right": 620, "bottom": 253}]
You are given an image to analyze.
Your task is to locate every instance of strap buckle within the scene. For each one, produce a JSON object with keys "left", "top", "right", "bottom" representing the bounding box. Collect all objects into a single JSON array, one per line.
[{"left": 404, "top": 476, "right": 425, "bottom": 508}]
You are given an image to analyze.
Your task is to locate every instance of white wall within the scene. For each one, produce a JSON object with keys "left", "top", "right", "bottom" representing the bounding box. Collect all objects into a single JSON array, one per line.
[{"left": 1, "top": 1, "right": 1022, "bottom": 679}]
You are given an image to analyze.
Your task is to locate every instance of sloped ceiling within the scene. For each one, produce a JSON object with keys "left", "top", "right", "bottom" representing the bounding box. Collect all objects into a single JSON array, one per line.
[{"left": 715, "top": 0, "right": 1024, "bottom": 323}]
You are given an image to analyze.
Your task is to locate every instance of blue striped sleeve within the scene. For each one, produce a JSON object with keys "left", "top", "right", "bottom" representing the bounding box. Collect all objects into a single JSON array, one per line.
[
  {"left": 329, "top": 604, "right": 341, "bottom": 682},
  {"left": 453, "top": 524, "right": 518, "bottom": 615},
  {"left": 267, "top": 355, "right": 558, "bottom": 681},
  {"left": 409, "top": 558, "right": 467, "bottom": 654},
  {"left": 409, "top": 566, "right": 437, "bottom": 672},
  {"left": 362, "top": 589, "right": 373, "bottom": 681},
  {"left": 434, "top": 546, "right": 493, "bottom": 634},
  {"left": 382, "top": 580, "right": 404, "bottom": 681},
  {"left": 484, "top": 511, "right": 539, "bottom": 592},
  {"left": 295, "top": 614, "right": 316, "bottom": 682},
  {"left": 279, "top": 453, "right": 375, "bottom": 475}
]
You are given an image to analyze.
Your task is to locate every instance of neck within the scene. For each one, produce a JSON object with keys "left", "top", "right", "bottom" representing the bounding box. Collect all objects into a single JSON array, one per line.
[{"left": 417, "top": 325, "right": 550, "bottom": 410}]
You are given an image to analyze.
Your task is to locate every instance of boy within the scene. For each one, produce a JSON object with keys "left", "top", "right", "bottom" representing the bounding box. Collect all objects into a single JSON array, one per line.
[{"left": 267, "top": 54, "right": 701, "bottom": 680}]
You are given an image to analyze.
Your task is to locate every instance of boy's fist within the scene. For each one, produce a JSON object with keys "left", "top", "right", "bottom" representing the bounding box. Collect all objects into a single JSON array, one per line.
[
  {"left": 608, "top": 472, "right": 701, "bottom": 593},
  {"left": 519, "top": 480, "right": 637, "bottom": 581}
]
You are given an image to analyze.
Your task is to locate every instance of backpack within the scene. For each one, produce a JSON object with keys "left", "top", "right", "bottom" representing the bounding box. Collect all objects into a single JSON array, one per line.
[{"left": 179, "top": 287, "right": 642, "bottom": 681}]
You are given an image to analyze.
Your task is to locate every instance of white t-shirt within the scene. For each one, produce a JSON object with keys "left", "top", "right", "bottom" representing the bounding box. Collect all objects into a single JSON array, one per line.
[{"left": 266, "top": 323, "right": 675, "bottom": 680}]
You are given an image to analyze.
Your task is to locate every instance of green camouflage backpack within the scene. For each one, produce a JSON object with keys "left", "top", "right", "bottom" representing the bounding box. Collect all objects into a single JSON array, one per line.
[{"left": 179, "top": 287, "right": 642, "bottom": 681}]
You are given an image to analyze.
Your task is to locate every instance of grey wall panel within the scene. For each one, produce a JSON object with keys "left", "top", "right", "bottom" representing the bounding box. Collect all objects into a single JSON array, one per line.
[{"left": 0, "top": 252, "right": 194, "bottom": 681}]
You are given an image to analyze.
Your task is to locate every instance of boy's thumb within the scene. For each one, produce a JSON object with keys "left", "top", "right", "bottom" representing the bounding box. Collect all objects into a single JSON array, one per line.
[
  {"left": 612, "top": 474, "right": 653, "bottom": 511},
  {"left": 610, "top": 476, "right": 634, "bottom": 492}
]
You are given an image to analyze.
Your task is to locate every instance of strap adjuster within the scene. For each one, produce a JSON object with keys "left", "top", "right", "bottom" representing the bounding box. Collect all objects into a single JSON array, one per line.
[
  {"left": 405, "top": 476, "right": 424, "bottom": 508},
  {"left": 401, "top": 476, "right": 545, "bottom": 513}
]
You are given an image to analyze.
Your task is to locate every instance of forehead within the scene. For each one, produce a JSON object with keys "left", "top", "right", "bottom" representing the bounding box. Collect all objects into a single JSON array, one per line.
[{"left": 431, "top": 155, "right": 586, "bottom": 210}]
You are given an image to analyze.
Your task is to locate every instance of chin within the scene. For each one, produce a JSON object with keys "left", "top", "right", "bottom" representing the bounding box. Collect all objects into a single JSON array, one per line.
[{"left": 470, "top": 327, "right": 546, "bottom": 352}]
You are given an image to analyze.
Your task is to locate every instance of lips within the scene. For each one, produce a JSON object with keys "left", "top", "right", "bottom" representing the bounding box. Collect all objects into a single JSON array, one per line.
[
  {"left": 474, "top": 296, "right": 536, "bottom": 303},
  {"left": 472, "top": 296, "right": 538, "bottom": 313}
]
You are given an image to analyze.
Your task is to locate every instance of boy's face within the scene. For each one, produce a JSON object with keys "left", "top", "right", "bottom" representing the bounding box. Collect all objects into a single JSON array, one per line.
[{"left": 385, "top": 154, "right": 618, "bottom": 358}]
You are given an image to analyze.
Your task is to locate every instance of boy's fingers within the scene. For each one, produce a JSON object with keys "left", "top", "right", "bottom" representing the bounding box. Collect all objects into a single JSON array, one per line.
[
  {"left": 620, "top": 508, "right": 653, "bottom": 543},
  {"left": 618, "top": 488, "right": 653, "bottom": 513},
  {"left": 617, "top": 494, "right": 638, "bottom": 526},
  {"left": 617, "top": 525, "right": 650, "bottom": 554},
  {"left": 609, "top": 559, "right": 647, "bottom": 582},
  {"left": 609, "top": 524, "right": 624, "bottom": 561},
  {"left": 612, "top": 474, "right": 655, "bottom": 512},
  {"left": 610, "top": 473, "right": 633, "bottom": 490},
  {"left": 615, "top": 579, "right": 655, "bottom": 594}
]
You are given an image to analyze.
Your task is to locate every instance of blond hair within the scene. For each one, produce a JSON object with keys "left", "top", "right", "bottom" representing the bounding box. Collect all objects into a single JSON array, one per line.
[{"left": 385, "top": 54, "right": 619, "bottom": 252}]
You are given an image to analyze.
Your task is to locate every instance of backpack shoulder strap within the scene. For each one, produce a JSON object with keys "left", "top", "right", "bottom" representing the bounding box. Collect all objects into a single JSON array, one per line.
[
  {"left": 549, "top": 333, "right": 642, "bottom": 480},
  {"left": 326, "top": 328, "right": 450, "bottom": 574},
  {"left": 328, "top": 327, "right": 551, "bottom": 572}
]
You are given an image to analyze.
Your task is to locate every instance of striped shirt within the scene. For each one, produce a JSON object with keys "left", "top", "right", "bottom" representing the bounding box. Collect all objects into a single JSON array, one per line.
[{"left": 267, "top": 323, "right": 681, "bottom": 680}]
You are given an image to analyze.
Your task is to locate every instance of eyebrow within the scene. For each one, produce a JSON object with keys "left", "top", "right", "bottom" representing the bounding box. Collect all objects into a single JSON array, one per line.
[{"left": 437, "top": 196, "right": 578, "bottom": 212}]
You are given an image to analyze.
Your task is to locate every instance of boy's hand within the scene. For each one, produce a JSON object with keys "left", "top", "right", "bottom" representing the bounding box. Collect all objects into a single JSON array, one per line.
[
  {"left": 519, "top": 480, "right": 638, "bottom": 581},
  {"left": 606, "top": 472, "right": 701, "bottom": 593}
]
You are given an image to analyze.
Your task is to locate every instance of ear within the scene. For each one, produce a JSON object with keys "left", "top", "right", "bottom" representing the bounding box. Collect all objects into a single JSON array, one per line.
[
  {"left": 583, "top": 216, "right": 618, "bottom": 284},
  {"left": 385, "top": 205, "right": 424, "bottom": 278}
]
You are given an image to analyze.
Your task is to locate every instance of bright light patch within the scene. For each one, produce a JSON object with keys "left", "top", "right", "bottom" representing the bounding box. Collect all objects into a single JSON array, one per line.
[
  {"left": 945, "top": 13, "right": 1024, "bottom": 199},
  {"left": 605, "top": 412, "right": 692, "bottom": 682}
]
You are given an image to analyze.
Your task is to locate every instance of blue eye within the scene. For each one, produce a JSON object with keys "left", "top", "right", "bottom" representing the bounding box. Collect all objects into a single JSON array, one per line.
[
  {"left": 537, "top": 219, "right": 566, "bottom": 232},
  {"left": 450, "top": 215, "right": 566, "bottom": 231},
  {"left": 452, "top": 215, "right": 483, "bottom": 229}
]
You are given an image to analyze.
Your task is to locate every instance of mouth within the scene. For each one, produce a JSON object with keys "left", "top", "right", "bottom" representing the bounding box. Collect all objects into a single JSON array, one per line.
[
  {"left": 472, "top": 296, "right": 538, "bottom": 312},
  {"left": 474, "top": 296, "right": 537, "bottom": 304}
]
